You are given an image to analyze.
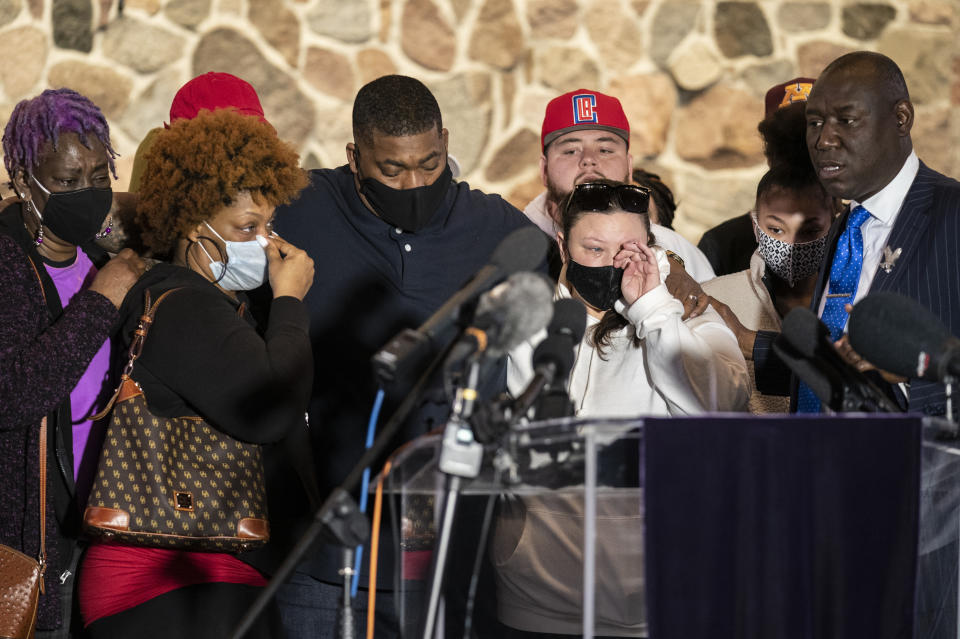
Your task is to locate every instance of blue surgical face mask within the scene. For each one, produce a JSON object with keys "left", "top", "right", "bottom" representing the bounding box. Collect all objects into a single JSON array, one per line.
[{"left": 196, "top": 222, "right": 268, "bottom": 291}]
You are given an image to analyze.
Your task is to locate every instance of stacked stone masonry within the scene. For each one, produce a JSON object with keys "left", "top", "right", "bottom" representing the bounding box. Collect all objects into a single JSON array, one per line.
[{"left": 0, "top": 0, "right": 956, "bottom": 242}]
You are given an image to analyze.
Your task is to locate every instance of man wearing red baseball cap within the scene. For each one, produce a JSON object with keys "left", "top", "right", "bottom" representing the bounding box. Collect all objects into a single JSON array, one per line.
[{"left": 525, "top": 88, "right": 716, "bottom": 288}]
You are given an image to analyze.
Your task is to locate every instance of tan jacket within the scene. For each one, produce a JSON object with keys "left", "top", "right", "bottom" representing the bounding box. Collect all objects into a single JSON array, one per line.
[{"left": 701, "top": 251, "right": 790, "bottom": 414}]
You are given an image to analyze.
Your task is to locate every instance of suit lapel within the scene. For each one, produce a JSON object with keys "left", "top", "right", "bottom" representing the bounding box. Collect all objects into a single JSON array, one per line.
[{"left": 869, "top": 163, "right": 936, "bottom": 294}]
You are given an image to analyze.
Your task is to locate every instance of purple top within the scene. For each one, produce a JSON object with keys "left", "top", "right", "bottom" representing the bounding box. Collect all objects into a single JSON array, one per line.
[{"left": 43, "top": 250, "right": 110, "bottom": 487}]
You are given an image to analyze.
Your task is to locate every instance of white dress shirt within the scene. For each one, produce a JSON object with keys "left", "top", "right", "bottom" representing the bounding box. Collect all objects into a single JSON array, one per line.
[{"left": 817, "top": 151, "right": 919, "bottom": 319}]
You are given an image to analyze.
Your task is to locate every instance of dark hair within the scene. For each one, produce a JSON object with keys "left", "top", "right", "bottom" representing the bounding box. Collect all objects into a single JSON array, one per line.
[
  {"left": 631, "top": 168, "right": 677, "bottom": 229},
  {"left": 352, "top": 75, "right": 442, "bottom": 147},
  {"left": 136, "top": 109, "right": 307, "bottom": 256},
  {"left": 756, "top": 94, "right": 833, "bottom": 213},
  {"left": 2, "top": 88, "right": 117, "bottom": 183},
  {"left": 821, "top": 51, "right": 909, "bottom": 106},
  {"left": 757, "top": 101, "right": 811, "bottom": 173},
  {"left": 755, "top": 164, "right": 828, "bottom": 206},
  {"left": 560, "top": 179, "right": 654, "bottom": 357}
]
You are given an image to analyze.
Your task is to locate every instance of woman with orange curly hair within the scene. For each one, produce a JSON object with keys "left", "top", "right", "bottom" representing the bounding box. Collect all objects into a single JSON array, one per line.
[{"left": 77, "top": 108, "right": 313, "bottom": 638}]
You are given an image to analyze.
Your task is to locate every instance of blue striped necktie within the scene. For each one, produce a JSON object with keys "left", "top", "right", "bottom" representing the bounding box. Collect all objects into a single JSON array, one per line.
[{"left": 796, "top": 205, "right": 872, "bottom": 413}]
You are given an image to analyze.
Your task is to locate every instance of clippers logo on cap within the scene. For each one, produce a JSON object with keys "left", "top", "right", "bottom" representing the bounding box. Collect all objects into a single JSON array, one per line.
[
  {"left": 779, "top": 81, "right": 813, "bottom": 109},
  {"left": 572, "top": 94, "right": 598, "bottom": 124}
]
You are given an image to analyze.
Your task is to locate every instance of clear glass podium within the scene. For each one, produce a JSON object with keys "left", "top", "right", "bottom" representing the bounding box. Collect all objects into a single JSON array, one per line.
[
  {"left": 918, "top": 422, "right": 960, "bottom": 639},
  {"left": 373, "top": 415, "right": 957, "bottom": 639},
  {"left": 378, "top": 417, "right": 644, "bottom": 639}
]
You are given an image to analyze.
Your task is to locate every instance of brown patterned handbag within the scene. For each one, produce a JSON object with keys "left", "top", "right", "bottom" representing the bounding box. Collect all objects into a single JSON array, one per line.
[
  {"left": 82, "top": 288, "right": 269, "bottom": 553},
  {"left": 0, "top": 417, "right": 46, "bottom": 639}
]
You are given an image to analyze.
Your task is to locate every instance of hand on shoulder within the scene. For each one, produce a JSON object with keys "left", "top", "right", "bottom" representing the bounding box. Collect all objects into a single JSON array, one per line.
[{"left": 88, "top": 249, "right": 147, "bottom": 308}]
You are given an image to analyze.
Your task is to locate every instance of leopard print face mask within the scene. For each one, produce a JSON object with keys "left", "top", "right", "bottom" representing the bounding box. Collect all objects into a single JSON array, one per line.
[{"left": 754, "top": 217, "right": 827, "bottom": 287}]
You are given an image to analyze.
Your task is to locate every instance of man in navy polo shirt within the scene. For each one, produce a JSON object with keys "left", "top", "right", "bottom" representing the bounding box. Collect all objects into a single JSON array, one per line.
[{"left": 272, "top": 74, "right": 533, "bottom": 639}]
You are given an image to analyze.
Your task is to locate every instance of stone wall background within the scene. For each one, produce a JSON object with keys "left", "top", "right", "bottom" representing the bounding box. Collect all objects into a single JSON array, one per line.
[{"left": 0, "top": 0, "right": 956, "bottom": 243}]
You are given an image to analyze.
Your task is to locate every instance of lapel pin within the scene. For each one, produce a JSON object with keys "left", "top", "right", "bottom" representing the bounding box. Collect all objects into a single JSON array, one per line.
[{"left": 880, "top": 245, "right": 902, "bottom": 274}]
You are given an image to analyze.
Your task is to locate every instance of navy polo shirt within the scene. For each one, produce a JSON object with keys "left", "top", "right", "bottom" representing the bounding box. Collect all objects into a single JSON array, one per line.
[{"left": 273, "top": 165, "right": 534, "bottom": 582}]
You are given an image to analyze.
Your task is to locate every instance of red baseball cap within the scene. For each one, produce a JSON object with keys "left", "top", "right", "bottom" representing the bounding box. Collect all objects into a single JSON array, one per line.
[
  {"left": 764, "top": 77, "right": 815, "bottom": 117},
  {"left": 167, "top": 72, "right": 267, "bottom": 126},
  {"left": 541, "top": 89, "right": 630, "bottom": 150}
]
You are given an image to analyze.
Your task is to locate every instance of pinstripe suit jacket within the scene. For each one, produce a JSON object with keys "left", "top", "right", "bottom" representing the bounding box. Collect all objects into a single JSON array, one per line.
[{"left": 810, "top": 162, "right": 960, "bottom": 415}]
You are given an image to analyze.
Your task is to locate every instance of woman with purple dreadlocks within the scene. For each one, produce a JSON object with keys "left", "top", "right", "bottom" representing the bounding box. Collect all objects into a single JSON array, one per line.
[{"left": 0, "top": 88, "right": 145, "bottom": 637}]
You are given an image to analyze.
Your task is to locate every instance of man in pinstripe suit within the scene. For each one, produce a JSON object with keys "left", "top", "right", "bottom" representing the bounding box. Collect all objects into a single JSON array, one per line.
[
  {"left": 750, "top": 51, "right": 960, "bottom": 418},
  {"left": 791, "top": 52, "right": 960, "bottom": 637}
]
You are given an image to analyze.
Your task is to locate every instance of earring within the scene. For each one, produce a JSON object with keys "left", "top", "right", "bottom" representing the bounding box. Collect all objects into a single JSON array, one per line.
[
  {"left": 95, "top": 215, "right": 113, "bottom": 240},
  {"left": 25, "top": 199, "right": 43, "bottom": 246}
]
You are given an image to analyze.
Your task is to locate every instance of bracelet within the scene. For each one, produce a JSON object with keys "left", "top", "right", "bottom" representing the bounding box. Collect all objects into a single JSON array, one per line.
[{"left": 664, "top": 250, "right": 685, "bottom": 268}]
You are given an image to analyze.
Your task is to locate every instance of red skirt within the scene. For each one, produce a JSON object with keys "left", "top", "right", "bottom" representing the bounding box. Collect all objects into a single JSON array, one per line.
[{"left": 78, "top": 542, "right": 267, "bottom": 626}]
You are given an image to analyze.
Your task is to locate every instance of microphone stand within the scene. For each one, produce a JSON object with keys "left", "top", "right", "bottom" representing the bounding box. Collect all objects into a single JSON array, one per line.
[
  {"left": 229, "top": 342, "right": 453, "bottom": 639},
  {"left": 417, "top": 350, "right": 578, "bottom": 638},
  {"left": 946, "top": 375, "right": 956, "bottom": 425},
  {"left": 421, "top": 357, "right": 485, "bottom": 639},
  {"left": 337, "top": 547, "right": 357, "bottom": 639}
]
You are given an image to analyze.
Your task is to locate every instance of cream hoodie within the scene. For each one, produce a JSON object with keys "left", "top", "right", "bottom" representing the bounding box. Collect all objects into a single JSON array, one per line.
[{"left": 495, "top": 248, "right": 749, "bottom": 636}]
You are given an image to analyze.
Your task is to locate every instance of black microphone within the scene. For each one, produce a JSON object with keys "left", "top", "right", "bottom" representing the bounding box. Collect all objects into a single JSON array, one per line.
[
  {"left": 444, "top": 271, "right": 555, "bottom": 366},
  {"left": 372, "top": 226, "right": 549, "bottom": 385},
  {"left": 470, "top": 298, "right": 586, "bottom": 443},
  {"left": 773, "top": 307, "right": 901, "bottom": 412},
  {"left": 849, "top": 292, "right": 960, "bottom": 382},
  {"left": 513, "top": 298, "right": 588, "bottom": 421}
]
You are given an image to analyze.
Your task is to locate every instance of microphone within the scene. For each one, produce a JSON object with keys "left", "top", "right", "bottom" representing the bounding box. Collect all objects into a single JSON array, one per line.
[
  {"left": 773, "top": 307, "right": 901, "bottom": 413},
  {"left": 512, "top": 298, "right": 588, "bottom": 422},
  {"left": 849, "top": 292, "right": 960, "bottom": 382},
  {"left": 444, "top": 271, "right": 555, "bottom": 366},
  {"left": 470, "top": 298, "right": 586, "bottom": 443},
  {"left": 372, "top": 226, "right": 549, "bottom": 385}
]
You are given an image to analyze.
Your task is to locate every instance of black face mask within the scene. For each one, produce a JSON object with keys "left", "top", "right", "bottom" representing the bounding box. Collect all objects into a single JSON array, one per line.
[
  {"left": 565, "top": 260, "right": 624, "bottom": 311},
  {"left": 358, "top": 164, "right": 452, "bottom": 232},
  {"left": 32, "top": 176, "right": 112, "bottom": 246}
]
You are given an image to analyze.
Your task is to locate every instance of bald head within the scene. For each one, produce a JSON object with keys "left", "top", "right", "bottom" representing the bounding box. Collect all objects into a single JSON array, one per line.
[
  {"left": 818, "top": 51, "right": 909, "bottom": 107},
  {"left": 805, "top": 51, "right": 913, "bottom": 202}
]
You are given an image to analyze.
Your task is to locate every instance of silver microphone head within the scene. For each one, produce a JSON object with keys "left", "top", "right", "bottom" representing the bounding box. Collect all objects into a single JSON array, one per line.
[{"left": 476, "top": 271, "right": 555, "bottom": 357}]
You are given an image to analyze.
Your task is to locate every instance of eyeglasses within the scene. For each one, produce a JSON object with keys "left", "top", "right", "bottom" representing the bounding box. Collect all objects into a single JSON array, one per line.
[{"left": 566, "top": 182, "right": 651, "bottom": 215}]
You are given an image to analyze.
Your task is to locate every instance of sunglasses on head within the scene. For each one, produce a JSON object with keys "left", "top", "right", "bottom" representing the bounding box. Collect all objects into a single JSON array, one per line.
[{"left": 567, "top": 182, "right": 651, "bottom": 215}]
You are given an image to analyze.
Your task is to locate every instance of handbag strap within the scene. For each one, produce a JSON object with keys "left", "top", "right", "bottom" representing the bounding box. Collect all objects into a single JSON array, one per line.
[
  {"left": 122, "top": 287, "right": 183, "bottom": 378},
  {"left": 28, "top": 254, "right": 49, "bottom": 587},
  {"left": 38, "top": 415, "right": 47, "bottom": 593},
  {"left": 26, "top": 255, "right": 48, "bottom": 306},
  {"left": 93, "top": 287, "right": 183, "bottom": 420}
]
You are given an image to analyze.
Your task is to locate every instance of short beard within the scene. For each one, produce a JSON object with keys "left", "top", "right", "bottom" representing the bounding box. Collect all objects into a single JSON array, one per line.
[{"left": 545, "top": 177, "right": 568, "bottom": 209}]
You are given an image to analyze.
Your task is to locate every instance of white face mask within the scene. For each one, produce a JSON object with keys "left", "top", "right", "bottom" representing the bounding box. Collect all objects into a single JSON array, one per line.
[{"left": 197, "top": 222, "right": 268, "bottom": 291}]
